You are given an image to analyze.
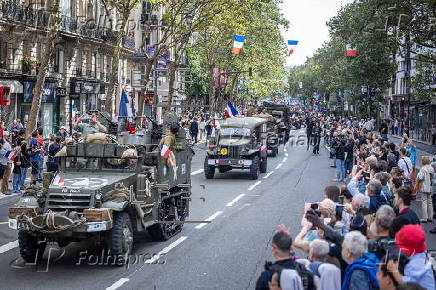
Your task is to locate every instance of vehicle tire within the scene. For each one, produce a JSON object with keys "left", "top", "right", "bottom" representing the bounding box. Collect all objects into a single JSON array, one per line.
[
  {"left": 18, "top": 231, "right": 47, "bottom": 263},
  {"left": 204, "top": 157, "right": 215, "bottom": 179},
  {"left": 260, "top": 157, "right": 267, "bottom": 173},
  {"left": 148, "top": 196, "right": 187, "bottom": 241},
  {"left": 249, "top": 156, "right": 260, "bottom": 180},
  {"left": 107, "top": 212, "right": 133, "bottom": 266}
]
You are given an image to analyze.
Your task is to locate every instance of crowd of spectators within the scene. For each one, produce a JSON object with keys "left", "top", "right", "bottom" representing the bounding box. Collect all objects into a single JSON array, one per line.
[{"left": 257, "top": 115, "right": 436, "bottom": 290}]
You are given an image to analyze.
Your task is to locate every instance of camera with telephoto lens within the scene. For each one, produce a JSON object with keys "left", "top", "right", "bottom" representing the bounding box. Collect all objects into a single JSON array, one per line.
[{"left": 310, "top": 203, "right": 322, "bottom": 217}]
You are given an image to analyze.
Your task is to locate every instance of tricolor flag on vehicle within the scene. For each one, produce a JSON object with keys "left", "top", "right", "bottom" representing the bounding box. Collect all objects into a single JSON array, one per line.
[
  {"left": 345, "top": 44, "right": 358, "bottom": 57},
  {"left": 260, "top": 144, "right": 268, "bottom": 153},
  {"left": 161, "top": 144, "right": 171, "bottom": 159},
  {"left": 225, "top": 101, "right": 239, "bottom": 118},
  {"left": 52, "top": 173, "right": 65, "bottom": 187},
  {"left": 4, "top": 151, "right": 16, "bottom": 161},
  {"left": 287, "top": 40, "right": 299, "bottom": 56},
  {"left": 232, "top": 35, "right": 246, "bottom": 54}
]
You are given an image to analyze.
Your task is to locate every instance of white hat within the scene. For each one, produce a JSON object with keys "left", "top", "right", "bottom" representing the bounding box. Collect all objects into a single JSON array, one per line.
[{"left": 60, "top": 126, "right": 66, "bottom": 130}]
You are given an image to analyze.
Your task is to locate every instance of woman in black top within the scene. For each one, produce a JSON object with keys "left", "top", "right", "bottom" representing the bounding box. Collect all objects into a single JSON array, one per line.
[{"left": 19, "top": 142, "right": 31, "bottom": 189}]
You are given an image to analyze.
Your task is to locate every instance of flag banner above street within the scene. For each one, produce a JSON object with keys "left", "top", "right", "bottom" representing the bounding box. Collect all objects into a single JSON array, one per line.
[
  {"left": 287, "top": 40, "right": 299, "bottom": 56},
  {"left": 119, "top": 88, "right": 134, "bottom": 122},
  {"left": 345, "top": 44, "right": 358, "bottom": 57},
  {"left": 232, "top": 35, "right": 246, "bottom": 54}
]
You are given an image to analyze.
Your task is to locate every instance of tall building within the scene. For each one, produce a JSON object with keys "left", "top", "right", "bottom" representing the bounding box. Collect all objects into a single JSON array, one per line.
[{"left": 0, "top": 0, "right": 136, "bottom": 136}]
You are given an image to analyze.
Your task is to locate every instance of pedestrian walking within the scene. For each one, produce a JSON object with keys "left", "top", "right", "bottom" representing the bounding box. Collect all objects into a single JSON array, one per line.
[
  {"left": 190, "top": 118, "right": 199, "bottom": 144},
  {"left": 205, "top": 117, "right": 213, "bottom": 140},
  {"left": 431, "top": 124, "right": 436, "bottom": 145},
  {"left": 312, "top": 123, "right": 321, "bottom": 155}
]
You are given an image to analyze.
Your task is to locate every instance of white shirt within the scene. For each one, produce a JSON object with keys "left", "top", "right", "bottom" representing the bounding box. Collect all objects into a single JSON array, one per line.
[{"left": 398, "top": 156, "right": 413, "bottom": 176}]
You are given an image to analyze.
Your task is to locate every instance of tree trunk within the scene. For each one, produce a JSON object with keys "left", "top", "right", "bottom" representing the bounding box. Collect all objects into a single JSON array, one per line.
[
  {"left": 105, "top": 13, "right": 128, "bottom": 116},
  {"left": 166, "top": 61, "right": 177, "bottom": 112},
  {"left": 208, "top": 66, "right": 215, "bottom": 115},
  {"left": 25, "top": 0, "right": 61, "bottom": 139},
  {"left": 136, "top": 58, "right": 154, "bottom": 128}
]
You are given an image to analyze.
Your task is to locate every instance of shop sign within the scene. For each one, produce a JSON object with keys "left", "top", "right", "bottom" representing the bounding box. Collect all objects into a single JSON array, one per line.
[
  {"left": 23, "top": 81, "right": 56, "bottom": 103},
  {"left": 56, "top": 87, "right": 66, "bottom": 97},
  {"left": 71, "top": 81, "right": 101, "bottom": 94}
]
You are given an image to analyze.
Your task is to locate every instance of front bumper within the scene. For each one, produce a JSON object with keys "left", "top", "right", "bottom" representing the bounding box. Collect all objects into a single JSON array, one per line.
[
  {"left": 8, "top": 218, "right": 113, "bottom": 233},
  {"left": 208, "top": 159, "right": 252, "bottom": 167}
]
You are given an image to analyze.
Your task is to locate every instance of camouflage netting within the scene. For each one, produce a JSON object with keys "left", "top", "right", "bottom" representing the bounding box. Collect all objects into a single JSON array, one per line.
[{"left": 102, "top": 183, "right": 130, "bottom": 203}]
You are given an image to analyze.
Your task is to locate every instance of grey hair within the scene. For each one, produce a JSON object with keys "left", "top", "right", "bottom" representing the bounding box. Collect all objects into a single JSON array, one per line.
[
  {"left": 342, "top": 231, "right": 368, "bottom": 259},
  {"left": 352, "top": 194, "right": 368, "bottom": 208},
  {"left": 367, "top": 179, "right": 382, "bottom": 195},
  {"left": 309, "top": 239, "right": 330, "bottom": 260},
  {"left": 376, "top": 205, "right": 395, "bottom": 230}
]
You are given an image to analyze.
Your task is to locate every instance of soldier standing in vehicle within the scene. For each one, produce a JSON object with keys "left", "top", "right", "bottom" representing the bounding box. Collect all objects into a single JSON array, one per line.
[{"left": 73, "top": 113, "right": 107, "bottom": 137}]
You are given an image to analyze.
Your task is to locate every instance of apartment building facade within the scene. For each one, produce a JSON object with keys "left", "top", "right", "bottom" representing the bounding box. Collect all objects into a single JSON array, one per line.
[{"left": 0, "top": 0, "right": 136, "bottom": 136}]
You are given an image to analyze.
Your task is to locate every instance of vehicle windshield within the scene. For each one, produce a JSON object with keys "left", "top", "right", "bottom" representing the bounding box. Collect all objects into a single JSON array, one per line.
[{"left": 220, "top": 127, "right": 251, "bottom": 137}]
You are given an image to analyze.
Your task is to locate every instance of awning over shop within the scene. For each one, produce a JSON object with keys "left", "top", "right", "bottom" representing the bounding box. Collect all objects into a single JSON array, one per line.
[{"left": 0, "top": 80, "right": 23, "bottom": 93}]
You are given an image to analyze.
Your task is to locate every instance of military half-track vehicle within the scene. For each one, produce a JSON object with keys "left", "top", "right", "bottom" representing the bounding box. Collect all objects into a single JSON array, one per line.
[
  {"left": 253, "top": 114, "right": 281, "bottom": 157},
  {"left": 261, "top": 102, "right": 292, "bottom": 143},
  {"left": 204, "top": 117, "right": 268, "bottom": 180},
  {"left": 8, "top": 114, "right": 193, "bottom": 265}
]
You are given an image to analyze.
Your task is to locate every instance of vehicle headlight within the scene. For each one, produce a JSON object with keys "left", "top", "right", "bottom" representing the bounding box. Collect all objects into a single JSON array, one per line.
[{"left": 95, "top": 193, "right": 102, "bottom": 200}]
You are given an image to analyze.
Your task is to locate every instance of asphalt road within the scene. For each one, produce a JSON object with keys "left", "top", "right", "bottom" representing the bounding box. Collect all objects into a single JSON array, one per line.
[{"left": 0, "top": 128, "right": 429, "bottom": 290}]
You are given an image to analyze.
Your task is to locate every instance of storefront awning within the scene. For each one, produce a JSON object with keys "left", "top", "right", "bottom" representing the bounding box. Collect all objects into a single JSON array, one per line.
[{"left": 0, "top": 80, "right": 23, "bottom": 93}]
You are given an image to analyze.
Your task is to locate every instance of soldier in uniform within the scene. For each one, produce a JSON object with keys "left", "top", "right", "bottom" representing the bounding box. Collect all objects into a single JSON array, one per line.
[{"left": 73, "top": 113, "right": 107, "bottom": 137}]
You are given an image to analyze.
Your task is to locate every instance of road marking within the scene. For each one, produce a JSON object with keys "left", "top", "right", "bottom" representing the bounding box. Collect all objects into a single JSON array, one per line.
[
  {"left": 191, "top": 169, "right": 204, "bottom": 176},
  {"left": 107, "top": 236, "right": 188, "bottom": 290},
  {"left": 226, "top": 194, "right": 245, "bottom": 207},
  {"left": 264, "top": 171, "right": 274, "bottom": 179},
  {"left": 248, "top": 181, "right": 262, "bottom": 191},
  {"left": 195, "top": 211, "right": 223, "bottom": 229},
  {"left": 285, "top": 153, "right": 289, "bottom": 157},
  {"left": 144, "top": 236, "right": 187, "bottom": 264},
  {"left": 0, "top": 222, "right": 8, "bottom": 225},
  {"left": 275, "top": 163, "right": 283, "bottom": 169},
  {"left": 284, "top": 148, "right": 287, "bottom": 152},
  {"left": 106, "top": 278, "right": 130, "bottom": 290},
  {"left": 0, "top": 240, "right": 18, "bottom": 254},
  {"left": 239, "top": 203, "right": 251, "bottom": 210},
  {"left": 282, "top": 157, "right": 288, "bottom": 162}
]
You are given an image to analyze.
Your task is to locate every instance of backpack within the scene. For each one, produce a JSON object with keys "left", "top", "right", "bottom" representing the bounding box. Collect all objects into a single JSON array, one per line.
[
  {"left": 295, "top": 261, "right": 316, "bottom": 290},
  {"left": 387, "top": 152, "right": 398, "bottom": 168},
  {"left": 342, "top": 253, "right": 380, "bottom": 290}
]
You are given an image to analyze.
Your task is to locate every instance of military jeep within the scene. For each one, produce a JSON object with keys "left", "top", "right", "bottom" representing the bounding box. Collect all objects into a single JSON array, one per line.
[
  {"left": 262, "top": 102, "right": 292, "bottom": 143},
  {"left": 204, "top": 117, "right": 268, "bottom": 180},
  {"left": 8, "top": 115, "right": 193, "bottom": 266}
]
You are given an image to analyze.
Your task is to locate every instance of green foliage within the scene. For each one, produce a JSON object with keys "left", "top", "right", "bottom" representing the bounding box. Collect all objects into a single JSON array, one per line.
[{"left": 186, "top": 0, "right": 288, "bottom": 99}]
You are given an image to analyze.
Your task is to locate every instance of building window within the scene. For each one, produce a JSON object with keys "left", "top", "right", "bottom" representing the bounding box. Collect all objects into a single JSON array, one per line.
[{"left": 53, "top": 48, "right": 64, "bottom": 73}]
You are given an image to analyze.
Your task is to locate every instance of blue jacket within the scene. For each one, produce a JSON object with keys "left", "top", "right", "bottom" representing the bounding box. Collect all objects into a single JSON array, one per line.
[{"left": 342, "top": 253, "right": 380, "bottom": 290}]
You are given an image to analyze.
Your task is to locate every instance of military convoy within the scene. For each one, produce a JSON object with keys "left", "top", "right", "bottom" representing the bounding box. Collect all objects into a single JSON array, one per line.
[
  {"left": 8, "top": 113, "right": 193, "bottom": 265},
  {"left": 204, "top": 117, "right": 268, "bottom": 180},
  {"left": 261, "top": 102, "right": 292, "bottom": 144}
]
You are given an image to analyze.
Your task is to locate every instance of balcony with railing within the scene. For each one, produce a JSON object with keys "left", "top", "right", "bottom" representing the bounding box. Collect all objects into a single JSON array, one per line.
[{"left": 1, "top": 1, "right": 135, "bottom": 49}]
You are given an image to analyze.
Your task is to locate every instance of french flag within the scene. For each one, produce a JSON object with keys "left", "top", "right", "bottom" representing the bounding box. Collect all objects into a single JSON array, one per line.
[
  {"left": 5, "top": 151, "right": 16, "bottom": 161},
  {"left": 119, "top": 88, "right": 135, "bottom": 132},
  {"left": 260, "top": 144, "right": 268, "bottom": 152},
  {"left": 52, "top": 173, "right": 64, "bottom": 186},
  {"left": 226, "top": 101, "right": 239, "bottom": 118},
  {"left": 232, "top": 35, "right": 245, "bottom": 54},
  {"left": 161, "top": 144, "right": 171, "bottom": 159},
  {"left": 287, "top": 40, "right": 299, "bottom": 56},
  {"left": 345, "top": 44, "right": 358, "bottom": 57}
]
